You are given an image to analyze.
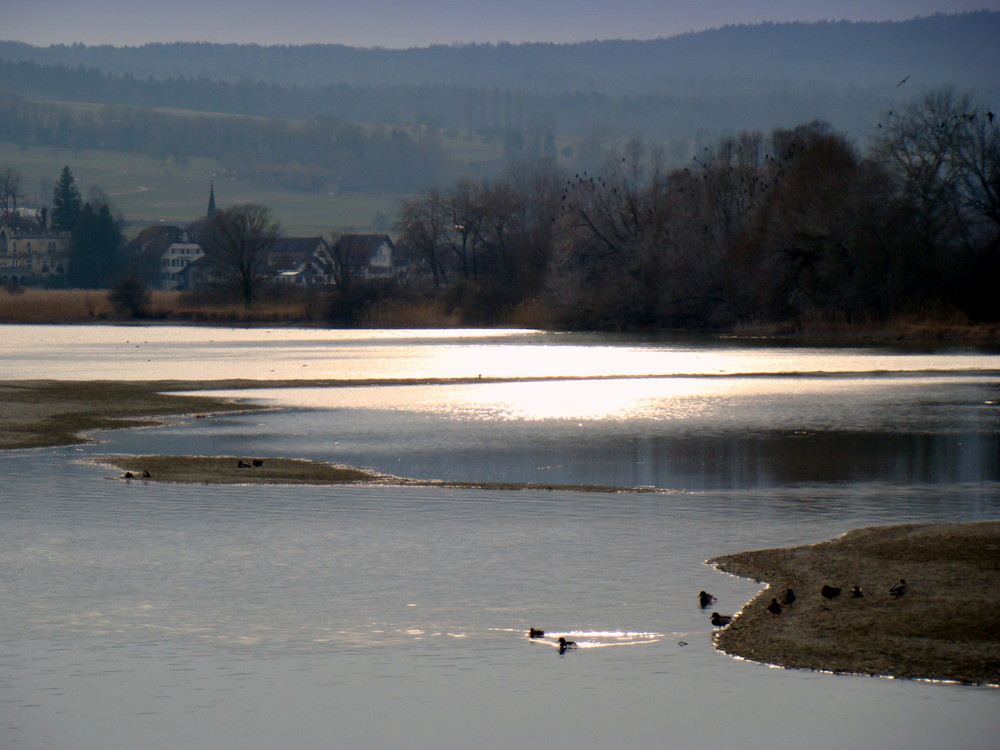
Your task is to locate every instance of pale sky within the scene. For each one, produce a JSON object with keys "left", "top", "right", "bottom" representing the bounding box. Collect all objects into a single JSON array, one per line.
[{"left": 4, "top": 0, "right": 999, "bottom": 48}]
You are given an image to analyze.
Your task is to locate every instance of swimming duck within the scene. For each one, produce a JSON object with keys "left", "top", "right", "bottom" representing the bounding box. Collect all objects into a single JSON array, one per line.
[
  {"left": 528, "top": 628, "right": 545, "bottom": 639},
  {"left": 821, "top": 585, "right": 842, "bottom": 600},
  {"left": 889, "top": 579, "right": 908, "bottom": 598},
  {"left": 767, "top": 598, "right": 783, "bottom": 617},
  {"left": 558, "top": 637, "right": 577, "bottom": 653},
  {"left": 698, "top": 591, "right": 717, "bottom": 608},
  {"left": 710, "top": 612, "right": 732, "bottom": 627},
  {"left": 780, "top": 588, "right": 796, "bottom": 606}
]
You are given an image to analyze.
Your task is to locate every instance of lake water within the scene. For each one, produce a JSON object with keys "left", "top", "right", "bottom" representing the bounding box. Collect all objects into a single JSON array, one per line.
[{"left": 1, "top": 325, "right": 998, "bottom": 749}]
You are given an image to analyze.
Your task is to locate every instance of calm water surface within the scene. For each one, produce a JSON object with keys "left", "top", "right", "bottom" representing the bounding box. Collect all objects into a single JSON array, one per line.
[{"left": 1, "top": 325, "right": 998, "bottom": 749}]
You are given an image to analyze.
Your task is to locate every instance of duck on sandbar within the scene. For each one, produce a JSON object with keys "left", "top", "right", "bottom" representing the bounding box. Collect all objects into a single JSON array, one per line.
[
  {"left": 710, "top": 612, "right": 732, "bottom": 627},
  {"left": 889, "top": 579, "right": 908, "bottom": 598},
  {"left": 767, "top": 598, "right": 783, "bottom": 617},
  {"left": 780, "top": 588, "right": 796, "bottom": 606},
  {"left": 850, "top": 585, "right": 864, "bottom": 598},
  {"left": 558, "top": 637, "right": 577, "bottom": 653},
  {"left": 821, "top": 585, "right": 842, "bottom": 600},
  {"left": 698, "top": 591, "right": 717, "bottom": 608},
  {"left": 528, "top": 628, "right": 545, "bottom": 639}
]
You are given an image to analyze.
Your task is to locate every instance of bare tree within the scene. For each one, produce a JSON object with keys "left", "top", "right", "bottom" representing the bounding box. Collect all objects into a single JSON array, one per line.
[
  {"left": 204, "top": 203, "right": 281, "bottom": 305},
  {"left": 0, "top": 166, "right": 23, "bottom": 217},
  {"left": 394, "top": 189, "right": 449, "bottom": 287}
]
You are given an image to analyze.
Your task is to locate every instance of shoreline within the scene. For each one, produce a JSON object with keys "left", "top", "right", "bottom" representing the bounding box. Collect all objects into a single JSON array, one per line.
[{"left": 709, "top": 521, "right": 1000, "bottom": 686}]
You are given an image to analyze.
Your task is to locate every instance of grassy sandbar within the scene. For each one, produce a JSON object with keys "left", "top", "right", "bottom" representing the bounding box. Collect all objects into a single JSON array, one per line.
[{"left": 709, "top": 521, "right": 1000, "bottom": 685}]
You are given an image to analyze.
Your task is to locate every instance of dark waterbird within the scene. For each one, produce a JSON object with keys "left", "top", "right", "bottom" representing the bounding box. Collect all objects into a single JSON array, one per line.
[
  {"left": 889, "top": 579, "right": 908, "bottom": 598},
  {"left": 767, "top": 599, "right": 783, "bottom": 617},
  {"left": 821, "top": 585, "right": 842, "bottom": 601},
  {"left": 710, "top": 612, "right": 732, "bottom": 627},
  {"left": 851, "top": 585, "right": 864, "bottom": 599},
  {"left": 237, "top": 460, "right": 251, "bottom": 468},
  {"left": 252, "top": 459, "right": 264, "bottom": 467},
  {"left": 780, "top": 588, "right": 796, "bottom": 606},
  {"left": 558, "top": 637, "right": 577, "bottom": 653},
  {"left": 698, "top": 591, "right": 717, "bottom": 608},
  {"left": 528, "top": 628, "right": 545, "bottom": 639}
]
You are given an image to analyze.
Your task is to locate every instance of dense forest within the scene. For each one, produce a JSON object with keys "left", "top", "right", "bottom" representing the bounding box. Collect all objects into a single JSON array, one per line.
[{"left": 1, "top": 13, "right": 995, "bottom": 94}]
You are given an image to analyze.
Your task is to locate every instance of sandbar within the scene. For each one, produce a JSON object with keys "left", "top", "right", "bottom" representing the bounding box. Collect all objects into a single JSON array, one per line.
[
  {"left": 710, "top": 521, "right": 1000, "bottom": 685},
  {"left": 4, "top": 380, "right": 999, "bottom": 684}
]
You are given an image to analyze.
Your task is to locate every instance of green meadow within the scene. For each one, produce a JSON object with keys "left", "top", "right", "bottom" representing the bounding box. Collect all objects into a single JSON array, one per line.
[{"left": 0, "top": 140, "right": 404, "bottom": 237}]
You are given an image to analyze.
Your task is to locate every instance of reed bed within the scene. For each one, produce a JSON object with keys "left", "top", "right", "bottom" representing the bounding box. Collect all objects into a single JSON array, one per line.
[{"left": 0, "top": 288, "right": 323, "bottom": 324}]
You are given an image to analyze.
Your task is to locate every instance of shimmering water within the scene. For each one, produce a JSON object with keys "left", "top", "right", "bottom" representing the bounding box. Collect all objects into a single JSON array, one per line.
[{"left": 1, "top": 326, "right": 998, "bottom": 749}]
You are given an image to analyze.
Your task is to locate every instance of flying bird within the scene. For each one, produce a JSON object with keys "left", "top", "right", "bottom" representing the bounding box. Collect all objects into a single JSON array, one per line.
[{"left": 897, "top": 75, "right": 911, "bottom": 87}]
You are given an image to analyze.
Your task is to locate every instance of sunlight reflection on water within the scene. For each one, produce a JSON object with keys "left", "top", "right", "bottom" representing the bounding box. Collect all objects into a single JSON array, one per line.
[
  {"left": 2, "top": 324, "right": 1000, "bottom": 381},
  {"left": 3, "top": 326, "right": 1000, "bottom": 750}
]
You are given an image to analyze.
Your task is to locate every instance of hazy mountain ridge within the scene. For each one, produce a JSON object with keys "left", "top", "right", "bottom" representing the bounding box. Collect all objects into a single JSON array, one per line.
[{"left": 0, "top": 12, "right": 996, "bottom": 96}]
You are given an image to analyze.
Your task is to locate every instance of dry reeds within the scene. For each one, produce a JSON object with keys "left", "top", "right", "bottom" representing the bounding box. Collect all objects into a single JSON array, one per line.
[
  {"left": 0, "top": 288, "right": 117, "bottom": 322},
  {"left": 0, "top": 288, "right": 324, "bottom": 325}
]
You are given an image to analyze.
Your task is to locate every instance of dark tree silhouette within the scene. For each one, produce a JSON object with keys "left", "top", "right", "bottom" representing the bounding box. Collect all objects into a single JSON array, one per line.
[{"left": 203, "top": 203, "right": 282, "bottom": 305}]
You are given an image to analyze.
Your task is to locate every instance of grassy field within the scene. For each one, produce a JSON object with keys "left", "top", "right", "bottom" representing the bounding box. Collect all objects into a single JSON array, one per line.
[
  {"left": 0, "top": 99, "right": 522, "bottom": 240},
  {"left": 0, "top": 140, "right": 403, "bottom": 238}
]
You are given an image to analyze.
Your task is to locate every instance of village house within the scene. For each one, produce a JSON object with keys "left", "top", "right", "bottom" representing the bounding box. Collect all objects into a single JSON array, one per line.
[
  {"left": 122, "top": 225, "right": 205, "bottom": 291},
  {"left": 269, "top": 236, "right": 335, "bottom": 286},
  {"left": 333, "top": 234, "right": 400, "bottom": 281},
  {"left": 0, "top": 213, "right": 72, "bottom": 287}
]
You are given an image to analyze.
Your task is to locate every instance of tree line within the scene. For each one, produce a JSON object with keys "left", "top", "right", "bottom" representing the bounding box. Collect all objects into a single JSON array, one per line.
[
  {"left": 393, "top": 89, "right": 1000, "bottom": 328},
  {"left": 1, "top": 14, "right": 995, "bottom": 95},
  {"left": 0, "top": 56, "right": 883, "bottom": 147},
  {"left": 0, "top": 90, "right": 448, "bottom": 193},
  {"left": 5, "top": 88, "right": 997, "bottom": 331}
]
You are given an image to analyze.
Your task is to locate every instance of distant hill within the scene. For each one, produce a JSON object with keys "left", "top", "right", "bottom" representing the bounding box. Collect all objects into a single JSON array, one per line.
[
  {"left": 1, "top": 12, "right": 997, "bottom": 97},
  {"left": 0, "top": 12, "right": 997, "bottom": 162}
]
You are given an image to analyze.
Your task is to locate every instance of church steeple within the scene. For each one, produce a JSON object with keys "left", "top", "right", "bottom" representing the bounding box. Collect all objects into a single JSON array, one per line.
[{"left": 207, "top": 179, "right": 217, "bottom": 221}]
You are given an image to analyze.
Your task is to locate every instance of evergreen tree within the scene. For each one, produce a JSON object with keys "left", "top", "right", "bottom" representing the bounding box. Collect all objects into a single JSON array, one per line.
[
  {"left": 51, "top": 165, "right": 82, "bottom": 232},
  {"left": 68, "top": 203, "right": 122, "bottom": 288}
]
